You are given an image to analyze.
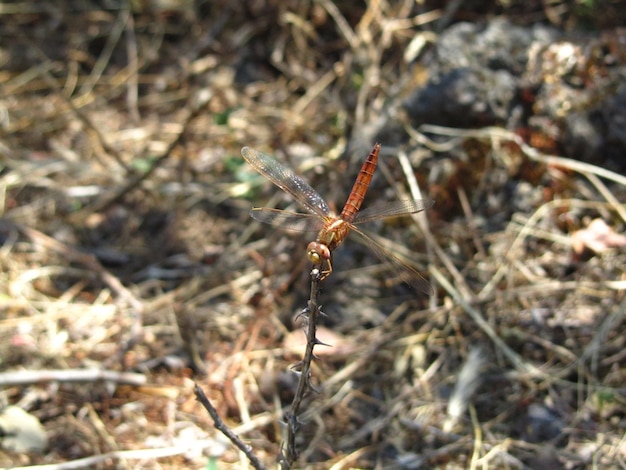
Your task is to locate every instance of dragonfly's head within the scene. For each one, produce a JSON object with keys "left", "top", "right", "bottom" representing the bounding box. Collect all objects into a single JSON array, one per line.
[{"left": 306, "top": 241, "right": 330, "bottom": 265}]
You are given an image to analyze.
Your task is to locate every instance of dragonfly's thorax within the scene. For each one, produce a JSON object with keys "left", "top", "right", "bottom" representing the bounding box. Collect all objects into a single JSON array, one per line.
[
  {"left": 306, "top": 218, "right": 350, "bottom": 265},
  {"left": 318, "top": 218, "right": 350, "bottom": 251}
]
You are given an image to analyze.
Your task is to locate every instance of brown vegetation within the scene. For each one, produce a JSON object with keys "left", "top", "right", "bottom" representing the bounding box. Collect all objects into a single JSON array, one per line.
[{"left": 1, "top": 1, "right": 625, "bottom": 468}]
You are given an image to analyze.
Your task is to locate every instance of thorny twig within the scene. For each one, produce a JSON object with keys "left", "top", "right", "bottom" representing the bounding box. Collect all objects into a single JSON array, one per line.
[
  {"left": 194, "top": 268, "right": 324, "bottom": 470},
  {"left": 281, "top": 268, "right": 324, "bottom": 467}
]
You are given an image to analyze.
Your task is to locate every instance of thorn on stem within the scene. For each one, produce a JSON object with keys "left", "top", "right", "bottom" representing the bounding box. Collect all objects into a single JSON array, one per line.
[{"left": 313, "top": 337, "right": 332, "bottom": 347}]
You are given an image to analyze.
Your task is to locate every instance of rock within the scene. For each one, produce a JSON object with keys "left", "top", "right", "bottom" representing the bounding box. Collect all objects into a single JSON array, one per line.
[{"left": 0, "top": 406, "right": 48, "bottom": 453}]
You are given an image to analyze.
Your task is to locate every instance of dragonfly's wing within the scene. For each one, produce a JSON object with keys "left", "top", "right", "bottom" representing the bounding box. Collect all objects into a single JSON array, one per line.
[
  {"left": 349, "top": 225, "right": 433, "bottom": 295},
  {"left": 250, "top": 208, "right": 323, "bottom": 232},
  {"left": 352, "top": 199, "right": 434, "bottom": 224},
  {"left": 242, "top": 147, "right": 330, "bottom": 217}
]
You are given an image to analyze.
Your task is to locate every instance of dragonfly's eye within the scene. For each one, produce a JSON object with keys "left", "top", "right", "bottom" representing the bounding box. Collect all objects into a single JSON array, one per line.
[
  {"left": 307, "top": 241, "right": 330, "bottom": 264},
  {"left": 307, "top": 250, "right": 320, "bottom": 264}
]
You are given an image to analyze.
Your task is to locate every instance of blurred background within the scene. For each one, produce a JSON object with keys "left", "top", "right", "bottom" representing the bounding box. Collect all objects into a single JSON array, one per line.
[{"left": 1, "top": 1, "right": 625, "bottom": 468}]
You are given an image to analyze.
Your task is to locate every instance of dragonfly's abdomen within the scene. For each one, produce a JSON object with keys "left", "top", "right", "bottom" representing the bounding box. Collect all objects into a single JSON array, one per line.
[{"left": 340, "top": 143, "right": 380, "bottom": 222}]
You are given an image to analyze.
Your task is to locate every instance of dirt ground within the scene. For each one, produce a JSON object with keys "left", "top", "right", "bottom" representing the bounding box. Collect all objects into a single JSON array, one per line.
[{"left": 1, "top": 1, "right": 625, "bottom": 469}]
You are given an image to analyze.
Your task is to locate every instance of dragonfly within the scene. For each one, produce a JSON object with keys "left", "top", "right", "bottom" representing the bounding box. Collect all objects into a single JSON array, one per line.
[{"left": 241, "top": 143, "right": 434, "bottom": 294}]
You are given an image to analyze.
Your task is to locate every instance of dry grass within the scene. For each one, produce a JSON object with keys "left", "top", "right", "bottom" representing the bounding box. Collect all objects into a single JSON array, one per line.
[{"left": 1, "top": 1, "right": 625, "bottom": 469}]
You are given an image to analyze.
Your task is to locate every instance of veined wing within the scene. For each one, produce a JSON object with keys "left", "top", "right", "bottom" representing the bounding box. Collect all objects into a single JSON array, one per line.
[
  {"left": 352, "top": 199, "right": 434, "bottom": 225},
  {"left": 249, "top": 208, "right": 324, "bottom": 232},
  {"left": 349, "top": 224, "right": 433, "bottom": 295},
  {"left": 242, "top": 147, "right": 330, "bottom": 217}
]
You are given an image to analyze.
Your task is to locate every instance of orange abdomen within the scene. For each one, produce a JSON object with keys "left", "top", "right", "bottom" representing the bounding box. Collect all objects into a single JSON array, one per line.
[{"left": 340, "top": 143, "right": 380, "bottom": 222}]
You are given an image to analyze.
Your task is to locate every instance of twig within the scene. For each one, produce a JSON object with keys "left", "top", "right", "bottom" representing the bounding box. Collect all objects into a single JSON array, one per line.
[
  {"left": 394, "top": 146, "right": 473, "bottom": 299},
  {"left": 11, "top": 441, "right": 224, "bottom": 470},
  {"left": 193, "top": 383, "right": 266, "bottom": 470},
  {"left": 79, "top": 8, "right": 129, "bottom": 97},
  {"left": 0, "top": 369, "right": 146, "bottom": 387},
  {"left": 316, "top": 0, "right": 358, "bottom": 49},
  {"left": 282, "top": 267, "right": 324, "bottom": 468},
  {"left": 124, "top": 7, "right": 140, "bottom": 122}
]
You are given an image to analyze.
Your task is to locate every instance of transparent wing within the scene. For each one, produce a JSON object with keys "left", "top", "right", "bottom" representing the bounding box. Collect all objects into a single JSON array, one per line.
[
  {"left": 250, "top": 208, "right": 323, "bottom": 232},
  {"left": 242, "top": 147, "right": 331, "bottom": 217},
  {"left": 349, "top": 225, "right": 433, "bottom": 295},
  {"left": 352, "top": 199, "right": 434, "bottom": 224}
]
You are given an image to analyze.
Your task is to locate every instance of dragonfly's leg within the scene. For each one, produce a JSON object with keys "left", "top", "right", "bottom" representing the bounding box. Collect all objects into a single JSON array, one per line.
[{"left": 318, "top": 257, "right": 332, "bottom": 280}]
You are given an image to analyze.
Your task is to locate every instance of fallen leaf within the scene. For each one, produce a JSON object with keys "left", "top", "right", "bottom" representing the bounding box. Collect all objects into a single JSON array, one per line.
[{"left": 571, "top": 219, "right": 626, "bottom": 256}]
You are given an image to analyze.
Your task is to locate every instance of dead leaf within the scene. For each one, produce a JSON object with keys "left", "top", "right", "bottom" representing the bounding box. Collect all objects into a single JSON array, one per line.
[{"left": 571, "top": 218, "right": 626, "bottom": 255}]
